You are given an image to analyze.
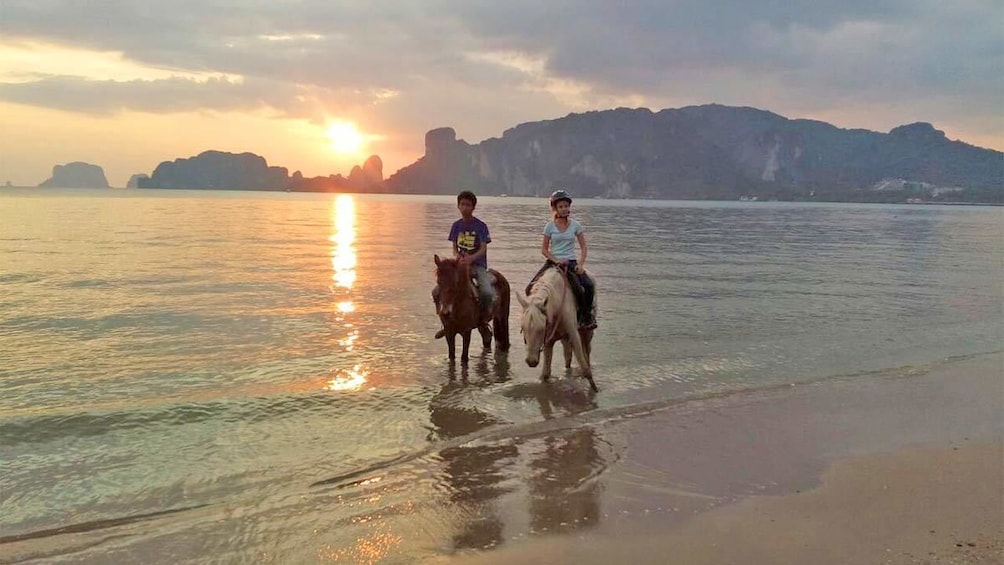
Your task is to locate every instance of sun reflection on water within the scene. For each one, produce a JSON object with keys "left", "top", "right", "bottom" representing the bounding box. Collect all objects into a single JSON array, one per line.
[
  {"left": 339, "top": 328, "right": 359, "bottom": 351},
  {"left": 327, "top": 365, "right": 369, "bottom": 391},
  {"left": 330, "top": 195, "right": 357, "bottom": 292},
  {"left": 318, "top": 527, "right": 404, "bottom": 564},
  {"left": 328, "top": 195, "right": 369, "bottom": 391}
]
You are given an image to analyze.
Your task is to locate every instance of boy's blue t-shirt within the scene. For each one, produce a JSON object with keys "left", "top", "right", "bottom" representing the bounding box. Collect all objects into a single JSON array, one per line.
[
  {"left": 544, "top": 219, "right": 583, "bottom": 261},
  {"left": 448, "top": 216, "right": 491, "bottom": 268}
]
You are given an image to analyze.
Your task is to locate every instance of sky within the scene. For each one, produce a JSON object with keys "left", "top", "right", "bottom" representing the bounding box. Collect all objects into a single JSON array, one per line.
[{"left": 0, "top": 1, "right": 1001, "bottom": 187}]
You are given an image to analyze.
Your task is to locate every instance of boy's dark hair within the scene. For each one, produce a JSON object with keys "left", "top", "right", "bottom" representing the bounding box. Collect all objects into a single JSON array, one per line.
[{"left": 457, "top": 190, "right": 477, "bottom": 207}]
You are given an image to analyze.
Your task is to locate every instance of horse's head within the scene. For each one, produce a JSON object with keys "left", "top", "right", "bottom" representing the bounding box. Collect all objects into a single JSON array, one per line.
[
  {"left": 434, "top": 254, "right": 470, "bottom": 317},
  {"left": 516, "top": 291, "right": 548, "bottom": 367}
]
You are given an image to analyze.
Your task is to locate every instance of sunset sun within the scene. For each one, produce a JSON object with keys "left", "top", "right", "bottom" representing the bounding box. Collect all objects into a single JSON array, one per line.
[{"left": 325, "top": 121, "right": 365, "bottom": 154}]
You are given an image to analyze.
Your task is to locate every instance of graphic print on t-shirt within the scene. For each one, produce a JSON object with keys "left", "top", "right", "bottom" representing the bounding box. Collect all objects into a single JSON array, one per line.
[{"left": 457, "top": 231, "right": 478, "bottom": 252}]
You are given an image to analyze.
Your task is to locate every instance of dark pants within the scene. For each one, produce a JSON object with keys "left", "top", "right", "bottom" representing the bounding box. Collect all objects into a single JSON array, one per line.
[{"left": 526, "top": 260, "right": 595, "bottom": 325}]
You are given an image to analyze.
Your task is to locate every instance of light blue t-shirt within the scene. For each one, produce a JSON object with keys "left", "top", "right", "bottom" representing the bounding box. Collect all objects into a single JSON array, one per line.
[{"left": 544, "top": 219, "right": 583, "bottom": 261}]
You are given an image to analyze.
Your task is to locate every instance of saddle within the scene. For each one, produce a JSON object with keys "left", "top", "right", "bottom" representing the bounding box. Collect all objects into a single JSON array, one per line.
[
  {"left": 467, "top": 271, "right": 498, "bottom": 303},
  {"left": 526, "top": 265, "right": 596, "bottom": 329}
]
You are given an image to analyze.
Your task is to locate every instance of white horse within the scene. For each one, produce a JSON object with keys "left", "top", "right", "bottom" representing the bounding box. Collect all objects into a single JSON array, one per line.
[{"left": 516, "top": 267, "right": 597, "bottom": 392}]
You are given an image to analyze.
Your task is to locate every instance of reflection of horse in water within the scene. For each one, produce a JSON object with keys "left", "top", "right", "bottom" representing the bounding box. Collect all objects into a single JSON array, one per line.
[
  {"left": 428, "top": 356, "right": 516, "bottom": 551},
  {"left": 501, "top": 380, "right": 604, "bottom": 535},
  {"left": 434, "top": 255, "right": 511, "bottom": 362},
  {"left": 429, "top": 355, "right": 513, "bottom": 440},
  {"left": 517, "top": 266, "right": 597, "bottom": 391},
  {"left": 500, "top": 379, "right": 598, "bottom": 426},
  {"left": 428, "top": 357, "right": 604, "bottom": 548},
  {"left": 528, "top": 427, "right": 603, "bottom": 535}
]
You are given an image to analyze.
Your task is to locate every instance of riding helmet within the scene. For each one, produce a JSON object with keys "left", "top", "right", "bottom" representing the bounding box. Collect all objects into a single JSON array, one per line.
[{"left": 549, "top": 189, "right": 572, "bottom": 207}]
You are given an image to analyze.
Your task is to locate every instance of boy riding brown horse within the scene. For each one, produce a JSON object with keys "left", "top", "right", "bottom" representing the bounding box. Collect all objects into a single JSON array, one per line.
[
  {"left": 434, "top": 255, "right": 510, "bottom": 361},
  {"left": 432, "top": 191, "right": 510, "bottom": 361}
]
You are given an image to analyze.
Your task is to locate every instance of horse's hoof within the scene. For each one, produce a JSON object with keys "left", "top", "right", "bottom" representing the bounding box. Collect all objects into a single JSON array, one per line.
[
  {"left": 541, "top": 374, "right": 551, "bottom": 382},
  {"left": 435, "top": 329, "right": 447, "bottom": 339}
]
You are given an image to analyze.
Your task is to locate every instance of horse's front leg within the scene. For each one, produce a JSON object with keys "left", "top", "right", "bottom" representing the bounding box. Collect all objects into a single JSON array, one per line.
[
  {"left": 460, "top": 330, "right": 472, "bottom": 363},
  {"left": 576, "top": 329, "right": 597, "bottom": 392},
  {"left": 565, "top": 328, "right": 592, "bottom": 379},
  {"left": 561, "top": 337, "right": 573, "bottom": 369},
  {"left": 579, "top": 329, "right": 593, "bottom": 365},
  {"left": 540, "top": 342, "right": 555, "bottom": 381},
  {"left": 446, "top": 333, "right": 456, "bottom": 360},
  {"left": 477, "top": 323, "right": 492, "bottom": 351}
]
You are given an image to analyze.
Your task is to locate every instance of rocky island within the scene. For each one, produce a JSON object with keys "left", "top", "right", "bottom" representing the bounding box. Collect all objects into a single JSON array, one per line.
[{"left": 38, "top": 162, "right": 110, "bottom": 188}]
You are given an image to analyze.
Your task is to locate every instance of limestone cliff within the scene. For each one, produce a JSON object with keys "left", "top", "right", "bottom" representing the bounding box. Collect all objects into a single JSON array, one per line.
[{"left": 385, "top": 105, "right": 1002, "bottom": 202}]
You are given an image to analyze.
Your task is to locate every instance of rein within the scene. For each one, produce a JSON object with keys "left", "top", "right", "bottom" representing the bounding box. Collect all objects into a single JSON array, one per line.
[{"left": 538, "top": 265, "right": 570, "bottom": 352}]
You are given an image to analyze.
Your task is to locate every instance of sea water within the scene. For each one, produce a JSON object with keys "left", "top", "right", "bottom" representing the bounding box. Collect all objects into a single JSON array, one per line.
[{"left": 1, "top": 189, "right": 1000, "bottom": 562}]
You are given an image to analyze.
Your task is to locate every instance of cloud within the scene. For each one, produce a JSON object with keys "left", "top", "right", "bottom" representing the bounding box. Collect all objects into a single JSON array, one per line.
[
  {"left": 0, "top": 75, "right": 252, "bottom": 115},
  {"left": 0, "top": 73, "right": 404, "bottom": 122},
  {"left": 451, "top": 1, "right": 1001, "bottom": 102},
  {"left": 0, "top": 0, "right": 1000, "bottom": 147}
]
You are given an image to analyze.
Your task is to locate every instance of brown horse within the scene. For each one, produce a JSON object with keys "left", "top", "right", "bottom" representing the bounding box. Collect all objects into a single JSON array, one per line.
[
  {"left": 516, "top": 266, "right": 597, "bottom": 392},
  {"left": 434, "top": 255, "right": 511, "bottom": 362}
]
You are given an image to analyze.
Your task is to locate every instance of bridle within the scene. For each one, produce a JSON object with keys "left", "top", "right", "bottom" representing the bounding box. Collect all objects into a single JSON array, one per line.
[{"left": 437, "top": 260, "right": 473, "bottom": 316}]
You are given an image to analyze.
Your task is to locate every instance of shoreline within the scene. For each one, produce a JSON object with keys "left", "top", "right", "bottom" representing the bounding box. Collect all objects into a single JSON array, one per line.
[
  {"left": 3, "top": 187, "right": 1002, "bottom": 206},
  {"left": 2, "top": 354, "right": 999, "bottom": 563},
  {"left": 435, "top": 352, "right": 1004, "bottom": 564}
]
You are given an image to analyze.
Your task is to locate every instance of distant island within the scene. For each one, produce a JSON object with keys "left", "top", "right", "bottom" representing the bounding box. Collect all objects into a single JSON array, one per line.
[
  {"left": 38, "top": 162, "right": 110, "bottom": 188},
  {"left": 48, "top": 104, "right": 1004, "bottom": 203},
  {"left": 132, "top": 150, "right": 384, "bottom": 193}
]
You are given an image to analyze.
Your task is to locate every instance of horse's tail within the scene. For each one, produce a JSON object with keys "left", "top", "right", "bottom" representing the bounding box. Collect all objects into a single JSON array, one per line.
[{"left": 493, "top": 271, "right": 511, "bottom": 352}]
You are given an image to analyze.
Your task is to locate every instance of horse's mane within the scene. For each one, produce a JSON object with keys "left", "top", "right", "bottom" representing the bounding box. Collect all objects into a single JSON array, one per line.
[
  {"left": 434, "top": 256, "right": 468, "bottom": 283},
  {"left": 524, "top": 268, "right": 566, "bottom": 330},
  {"left": 523, "top": 297, "right": 548, "bottom": 330},
  {"left": 527, "top": 268, "right": 564, "bottom": 305}
]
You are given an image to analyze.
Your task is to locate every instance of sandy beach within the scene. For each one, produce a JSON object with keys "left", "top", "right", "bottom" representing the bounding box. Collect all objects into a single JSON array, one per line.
[
  {"left": 434, "top": 352, "right": 1004, "bottom": 565},
  {"left": 3, "top": 354, "right": 999, "bottom": 564}
]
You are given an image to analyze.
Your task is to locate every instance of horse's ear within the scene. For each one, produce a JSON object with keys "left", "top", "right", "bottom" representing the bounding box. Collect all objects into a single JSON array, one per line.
[
  {"left": 515, "top": 292, "right": 528, "bottom": 308},
  {"left": 434, "top": 254, "right": 442, "bottom": 266}
]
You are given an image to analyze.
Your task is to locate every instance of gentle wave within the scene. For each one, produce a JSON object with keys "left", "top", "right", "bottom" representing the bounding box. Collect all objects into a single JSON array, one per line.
[
  {"left": 0, "top": 390, "right": 427, "bottom": 448},
  {"left": 0, "top": 505, "right": 209, "bottom": 545}
]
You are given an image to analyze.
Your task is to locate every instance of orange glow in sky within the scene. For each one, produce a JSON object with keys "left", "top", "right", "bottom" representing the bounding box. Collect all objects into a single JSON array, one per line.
[{"left": 1, "top": 3, "right": 1001, "bottom": 188}]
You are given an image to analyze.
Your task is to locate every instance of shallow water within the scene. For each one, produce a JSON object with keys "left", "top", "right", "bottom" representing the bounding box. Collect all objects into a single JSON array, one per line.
[{"left": 1, "top": 189, "right": 1001, "bottom": 562}]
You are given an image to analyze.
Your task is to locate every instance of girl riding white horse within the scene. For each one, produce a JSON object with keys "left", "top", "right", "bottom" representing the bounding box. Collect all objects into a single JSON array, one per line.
[{"left": 517, "top": 266, "right": 598, "bottom": 392}]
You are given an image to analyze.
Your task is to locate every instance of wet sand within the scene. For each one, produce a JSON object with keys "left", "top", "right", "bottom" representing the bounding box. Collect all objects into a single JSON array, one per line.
[
  {"left": 435, "top": 352, "right": 1004, "bottom": 565},
  {"left": 2, "top": 354, "right": 999, "bottom": 564}
]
